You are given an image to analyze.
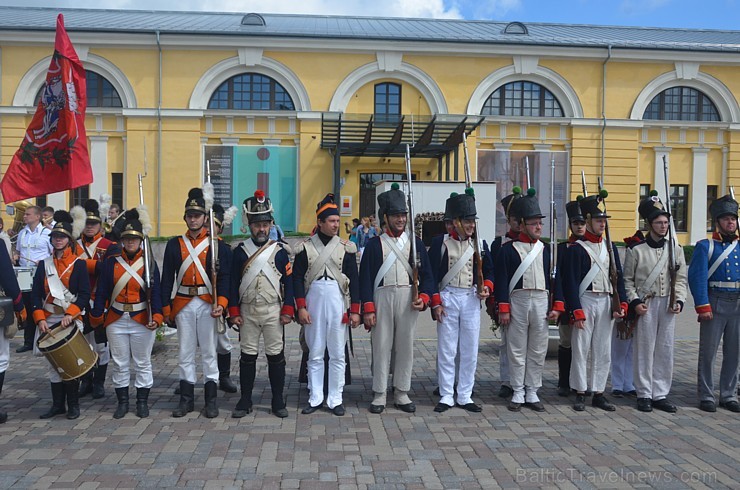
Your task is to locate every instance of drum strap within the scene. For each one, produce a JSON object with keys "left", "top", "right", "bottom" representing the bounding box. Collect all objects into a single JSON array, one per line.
[{"left": 43, "top": 257, "right": 78, "bottom": 310}]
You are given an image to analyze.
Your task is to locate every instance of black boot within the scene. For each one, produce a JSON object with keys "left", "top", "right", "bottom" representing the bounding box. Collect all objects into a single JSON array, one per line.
[
  {"left": 0, "top": 371, "right": 6, "bottom": 424},
  {"left": 557, "top": 346, "right": 572, "bottom": 397},
  {"left": 232, "top": 353, "right": 257, "bottom": 418},
  {"left": 64, "top": 379, "right": 81, "bottom": 419},
  {"left": 40, "top": 382, "right": 67, "bottom": 419},
  {"left": 113, "top": 387, "right": 129, "bottom": 419},
  {"left": 78, "top": 371, "right": 93, "bottom": 397},
  {"left": 172, "top": 381, "right": 195, "bottom": 417},
  {"left": 218, "top": 353, "right": 237, "bottom": 393},
  {"left": 92, "top": 363, "right": 107, "bottom": 399},
  {"left": 135, "top": 388, "right": 150, "bottom": 418},
  {"left": 267, "top": 352, "right": 288, "bottom": 418},
  {"left": 203, "top": 380, "right": 219, "bottom": 418}
]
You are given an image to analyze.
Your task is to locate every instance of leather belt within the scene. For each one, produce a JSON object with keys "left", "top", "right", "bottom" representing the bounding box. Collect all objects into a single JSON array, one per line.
[
  {"left": 177, "top": 285, "right": 209, "bottom": 296},
  {"left": 709, "top": 281, "right": 740, "bottom": 290},
  {"left": 111, "top": 301, "right": 148, "bottom": 313}
]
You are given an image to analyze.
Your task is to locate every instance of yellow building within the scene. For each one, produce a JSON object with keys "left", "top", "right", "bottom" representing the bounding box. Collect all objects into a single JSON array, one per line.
[{"left": 1, "top": 7, "right": 739, "bottom": 244}]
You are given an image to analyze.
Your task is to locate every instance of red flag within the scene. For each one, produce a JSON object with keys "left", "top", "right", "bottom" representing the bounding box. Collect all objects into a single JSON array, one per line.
[{"left": 0, "top": 14, "right": 91, "bottom": 204}]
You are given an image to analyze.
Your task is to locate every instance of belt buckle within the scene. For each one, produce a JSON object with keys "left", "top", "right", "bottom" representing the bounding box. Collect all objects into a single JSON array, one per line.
[
  {"left": 123, "top": 304, "right": 134, "bottom": 312},
  {"left": 188, "top": 287, "right": 199, "bottom": 296}
]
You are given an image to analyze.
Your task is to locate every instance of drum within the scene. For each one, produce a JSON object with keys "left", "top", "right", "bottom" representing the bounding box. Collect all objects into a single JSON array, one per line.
[
  {"left": 14, "top": 267, "right": 35, "bottom": 292},
  {"left": 37, "top": 324, "right": 98, "bottom": 381}
]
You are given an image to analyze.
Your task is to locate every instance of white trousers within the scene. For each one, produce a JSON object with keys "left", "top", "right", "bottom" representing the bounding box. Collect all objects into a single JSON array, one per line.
[
  {"left": 34, "top": 313, "right": 66, "bottom": 383},
  {"left": 632, "top": 295, "right": 675, "bottom": 400},
  {"left": 84, "top": 330, "right": 110, "bottom": 365},
  {"left": 506, "top": 289, "right": 549, "bottom": 402},
  {"left": 175, "top": 297, "right": 219, "bottom": 384},
  {"left": 0, "top": 331, "right": 9, "bottom": 373},
  {"left": 107, "top": 314, "right": 156, "bottom": 389},
  {"left": 570, "top": 292, "right": 613, "bottom": 393},
  {"left": 610, "top": 325, "right": 634, "bottom": 392},
  {"left": 437, "top": 286, "right": 480, "bottom": 406},
  {"left": 304, "top": 279, "right": 346, "bottom": 409},
  {"left": 215, "top": 328, "right": 232, "bottom": 355}
]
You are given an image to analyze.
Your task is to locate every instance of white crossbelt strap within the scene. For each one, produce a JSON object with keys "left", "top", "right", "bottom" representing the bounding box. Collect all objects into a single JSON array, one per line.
[
  {"left": 110, "top": 257, "right": 145, "bottom": 304},
  {"left": 576, "top": 241, "right": 609, "bottom": 298},
  {"left": 43, "top": 256, "right": 77, "bottom": 310},
  {"left": 708, "top": 240, "right": 737, "bottom": 278},
  {"left": 637, "top": 244, "right": 670, "bottom": 298},
  {"left": 374, "top": 233, "right": 413, "bottom": 290},
  {"left": 508, "top": 241, "right": 544, "bottom": 294},
  {"left": 440, "top": 240, "right": 475, "bottom": 291},
  {"left": 306, "top": 234, "right": 342, "bottom": 284},
  {"left": 174, "top": 235, "right": 211, "bottom": 299},
  {"left": 239, "top": 241, "right": 281, "bottom": 302},
  {"left": 77, "top": 236, "right": 103, "bottom": 260}
]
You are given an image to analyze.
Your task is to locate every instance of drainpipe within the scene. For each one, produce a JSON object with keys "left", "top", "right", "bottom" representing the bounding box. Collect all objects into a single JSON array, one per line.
[
  {"left": 155, "top": 30, "right": 163, "bottom": 235},
  {"left": 600, "top": 44, "right": 612, "bottom": 182}
]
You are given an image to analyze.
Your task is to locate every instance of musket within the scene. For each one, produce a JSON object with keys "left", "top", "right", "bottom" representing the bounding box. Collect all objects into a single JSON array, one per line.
[
  {"left": 597, "top": 177, "right": 624, "bottom": 323},
  {"left": 581, "top": 170, "right": 589, "bottom": 197},
  {"left": 662, "top": 155, "right": 678, "bottom": 311},
  {"left": 404, "top": 144, "right": 420, "bottom": 302},
  {"left": 138, "top": 173, "right": 153, "bottom": 323},
  {"left": 549, "top": 156, "right": 557, "bottom": 310},
  {"left": 462, "top": 132, "right": 484, "bottom": 295},
  {"left": 206, "top": 160, "right": 227, "bottom": 334}
]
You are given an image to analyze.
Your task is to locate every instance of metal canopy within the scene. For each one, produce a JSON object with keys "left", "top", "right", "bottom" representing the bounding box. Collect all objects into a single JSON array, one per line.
[{"left": 321, "top": 113, "right": 485, "bottom": 159}]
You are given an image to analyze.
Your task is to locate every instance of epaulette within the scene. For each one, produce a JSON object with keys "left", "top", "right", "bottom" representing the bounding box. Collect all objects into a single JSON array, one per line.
[{"left": 343, "top": 239, "right": 358, "bottom": 254}]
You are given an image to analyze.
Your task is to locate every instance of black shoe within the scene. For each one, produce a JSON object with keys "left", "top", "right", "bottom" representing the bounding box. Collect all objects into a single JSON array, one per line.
[
  {"left": 272, "top": 407, "right": 289, "bottom": 418},
  {"left": 40, "top": 382, "right": 66, "bottom": 419},
  {"left": 524, "top": 401, "right": 545, "bottom": 412},
  {"left": 652, "top": 398, "right": 677, "bottom": 413},
  {"left": 456, "top": 402, "right": 482, "bottom": 413},
  {"left": 368, "top": 404, "right": 385, "bottom": 414},
  {"left": 332, "top": 405, "right": 345, "bottom": 416},
  {"left": 573, "top": 394, "right": 586, "bottom": 412},
  {"left": 15, "top": 345, "right": 32, "bottom": 353},
  {"left": 498, "top": 385, "right": 514, "bottom": 398},
  {"left": 719, "top": 400, "right": 740, "bottom": 413},
  {"left": 64, "top": 380, "right": 80, "bottom": 420},
  {"left": 135, "top": 388, "right": 150, "bottom": 418},
  {"left": 301, "top": 404, "right": 321, "bottom": 415},
  {"left": 625, "top": 390, "right": 637, "bottom": 398},
  {"left": 217, "top": 353, "right": 237, "bottom": 393},
  {"left": 172, "top": 381, "right": 195, "bottom": 417},
  {"left": 434, "top": 402, "right": 453, "bottom": 413},
  {"left": 592, "top": 394, "right": 616, "bottom": 412},
  {"left": 232, "top": 399, "right": 253, "bottom": 418},
  {"left": 395, "top": 402, "right": 416, "bottom": 413},
  {"left": 637, "top": 397, "right": 653, "bottom": 412},
  {"left": 611, "top": 390, "right": 624, "bottom": 398},
  {"left": 508, "top": 401, "right": 522, "bottom": 412},
  {"left": 202, "top": 380, "right": 219, "bottom": 418},
  {"left": 113, "top": 387, "right": 129, "bottom": 419},
  {"left": 0, "top": 410, "right": 6, "bottom": 424},
  {"left": 699, "top": 400, "right": 717, "bottom": 413},
  {"left": 92, "top": 364, "right": 107, "bottom": 399},
  {"left": 557, "top": 385, "right": 570, "bottom": 397}
]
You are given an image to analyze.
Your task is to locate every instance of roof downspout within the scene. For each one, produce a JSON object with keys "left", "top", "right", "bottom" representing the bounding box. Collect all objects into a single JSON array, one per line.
[
  {"left": 601, "top": 44, "right": 612, "bottom": 182},
  {"left": 156, "top": 30, "right": 162, "bottom": 235}
]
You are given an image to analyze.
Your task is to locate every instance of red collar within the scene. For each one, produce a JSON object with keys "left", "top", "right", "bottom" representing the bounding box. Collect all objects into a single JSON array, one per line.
[
  {"left": 583, "top": 230, "right": 603, "bottom": 243},
  {"left": 186, "top": 227, "right": 208, "bottom": 241},
  {"left": 123, "top": 249, "right": 144, "bottom": 262},
  {"left": 506, "top": 229, "right": 518, "bottom": 240},
  {"left": 83, "top": 232, "right": 102, "bottom": 244},
  {"left": 568, "top": 234, "right": 580, "bottom": 243},
  {"left": 384, "top": 227, "right": 404, "bottom": 238},
  {"left": 517, "top": 232, "right": 539, "bottom": 244},
  {"left": 712, "top": 231, "right": 738, "bottom": 242}
]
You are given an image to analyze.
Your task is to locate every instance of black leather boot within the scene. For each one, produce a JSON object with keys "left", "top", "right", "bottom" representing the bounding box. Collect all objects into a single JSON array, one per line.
[
  {"left": 557, "top": 346, "right": 572, "bottom": 396},
  {"left": 78, "top": 371, "right": 93, "bottom": 397},
  {"left": 40, "top": 382, "right": 67, "bottom": 419},
  {"left": 172, "top": 380, "right": 195, "bottom": 417},
  {"left": 203, "top": 380, "right": 219, "bottom": 418},
  {"left": 135, "top": 387, "right": 150, "bottom": 418},
  {"left": 232, "top": 353, "right": 257, "bottom": 418},
  {"left": 0, "top": 371, "right": 7, "bottom": 424},
  {"left": 92, "top": 363, "right": 107, "bottom": 399},
  {"left": 64, "top": 379, "right": 81, "bottom": 419},
  {"left": 113, "top": 387, "right": 129, "bottom": 419},
  {"left": 218, "top": 353, "right": 237, "bottom": 393},
  {"left": 267, "top": 352, "right": 288, "bottom": 418}
]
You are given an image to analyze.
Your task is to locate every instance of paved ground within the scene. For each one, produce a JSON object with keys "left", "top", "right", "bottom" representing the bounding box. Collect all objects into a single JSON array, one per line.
[{"left": 0, "top": 307, "right": 737, "bottom": 489}]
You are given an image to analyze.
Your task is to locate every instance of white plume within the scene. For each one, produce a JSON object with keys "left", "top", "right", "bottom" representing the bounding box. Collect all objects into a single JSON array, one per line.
[
  {"left": 98, "top": 193, "right": 112, "bottom": 220},
  {"left": 70, "top": 205, "right": 87, "bottom": 239},
  {"left": 136, "top": 204, "right": 153, "bottom": 235},
  {"left": 203, "top": 182, "right": 215, "bottom": 212},
  {"left": 223, "top": 205, "right": 238, "bottom": 227},
  {"left": 241, "top": 203, "right": 250, "bottom": 233}
]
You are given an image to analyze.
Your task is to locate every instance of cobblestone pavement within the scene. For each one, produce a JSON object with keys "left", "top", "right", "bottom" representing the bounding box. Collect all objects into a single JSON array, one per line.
[{"left": 0, "top": 321, "right": 737, "bottom": 489}]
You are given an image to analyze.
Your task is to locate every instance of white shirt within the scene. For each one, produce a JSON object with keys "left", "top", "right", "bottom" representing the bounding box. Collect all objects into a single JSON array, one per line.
[{"left": 16, "top": 223, "right": 52, "bottom": 267}]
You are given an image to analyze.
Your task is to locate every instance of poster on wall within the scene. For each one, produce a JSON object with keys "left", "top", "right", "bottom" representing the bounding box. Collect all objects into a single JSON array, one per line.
[
  {"left": 340, "top": 196, "right": 352, "bottom": 216},
  {"left": 204, "top": 145, "right": 297, "bottom": 235},
  {"left": 477, "top": 150, "right": 569, "bottom": 240}
]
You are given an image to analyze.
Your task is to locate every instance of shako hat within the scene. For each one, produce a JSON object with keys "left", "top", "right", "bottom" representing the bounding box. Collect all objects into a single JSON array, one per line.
[
  {"left": 566, "top": 197, "right": 585, "bottom": 223},
  {"left": 579, "top": 189, "right": 610, "bottom": 219},
  {"left": 243, "top": 190, "right": 275, "bottom": 224},
  {"left": 501, "top": 186, "right": 523, "bottom": 219},
  {"left": 377, "top": 183, "right": 408, "bottom": 218},
  {"left": 446, "top": 188, "right": 477, "bottom": 220},
  {"left": 638, "top": 190, "right": 670, "bottom": 223},
  {"left": 510, "top": 188, "right": 545, "bottom": 221},
  {"left": 185, "top": 188, "right": 207, "bottom": 214},
  {"left": 83, "top": 199, "right": 102, "bottom": 223},
  {"left": 709, "top": 194, "right": 739, "bottom": 221}
]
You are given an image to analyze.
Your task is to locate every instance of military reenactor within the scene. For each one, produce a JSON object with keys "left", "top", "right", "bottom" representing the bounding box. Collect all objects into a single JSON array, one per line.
[
  {"left": 494, "top": 188, "right": 563, "bottom": 412},
  {"left": 688, "top": 193, "right": 740, "bottom": 413},
  {"left": 489, "top": 187, "right": 522, "bottom": 399},
  {"left": 0, "top": 238, "right": 27, "bottom": 423},
  {"left": 294, "top": 194, "right": 360, "bottom": 416},
  {"left": 161, "top": 188, "right": 231, "bottom": 418},
  {"left": 360, "top": 184, "right": 436, "bottom": 414},
  {"left": 31, "top": 210, "right": 91, "bottom": 420},
  {"left": 229, "top": 191, "right": 294, "bottom": 418},
  {"left": 89, "top": 208, "right": 163, "bottom": 419},
  {"left": 623, "top": 191, "right": 687, "bottom": 413},
  {"left": 563, "top": 191, "right": 627, "bottom": 412},
  {"left": 75, "top": 198, "right": 120, "bottom": 399},
  {"left": 429, "top": 189, "right": 493, "bottom": 413}
]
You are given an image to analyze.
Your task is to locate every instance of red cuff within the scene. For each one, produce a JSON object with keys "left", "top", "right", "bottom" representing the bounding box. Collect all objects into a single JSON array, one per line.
[
  {"left": 341, "top": 312, "right": 349, "bottom": 324},
  {"left": 552, "top": 300, "right": 565, "bottom": 313},
  {"left": 217, "top": 296, "right": 228, "bottom": 309},
  {"left": 66, "top": 304, "right": 81, "bottom": 317},
  {"left": 228, "top": 306, "right": 241, "bottom": 318},
  {"left": 296, "top": 297, "right": 307, "bottom": 310},
  {"left": 620, "top": 302, "right": 629, "bottom": 314},
  {"left": 483, "top": 280, "right": 494, "bottom": 293},
  {"left": 33, "top": 309, "right": 47, "bottom": 324},
  {"left": 89, "top": 314, "right": 104, "bottom": 327},
  {"left": 572, "top": 309, "right": 586, "bottom": 321},
  {"left": 12, "top": 292, "right": 23, "bottom": 308},
  {"left": 419, "top": 293, "right": 430, "bottom": 305},
  {"left": 498, "top": 302, "right": 510, "bottom": 313},
  {"left": 363, "top": 302, "right": 375, "bottom": 314},
  {"left": 281, "top": 305, "right": 294, "bottom": 318},
  {"left": 695, "top": 304, "right": 712, "bottom": 314},
  {"left": 153, "top": 313, "right": 164, "bottom": 325},
  {"left": 349, "top": 303, "right": 360, "bottom": 315},
  {"left": 431, "top": 293, "right": 442, "bottom": 308}
]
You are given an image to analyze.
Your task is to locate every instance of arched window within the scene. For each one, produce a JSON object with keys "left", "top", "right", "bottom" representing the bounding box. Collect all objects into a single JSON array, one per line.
[
  {"left": 374, "top": 82, "right": 401, "bottom": 123},
  {"left": 643, "top": 86, "right": 720, "bottom": 122},
  {"left": 481, "top": 81, "right": 563, "bottom": 117},
  {"left": 34, "top": 70, "right": 122, "bottom": 108},
  {"left": 207, "top": 73, "right": 294, "bottom": 110}
]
